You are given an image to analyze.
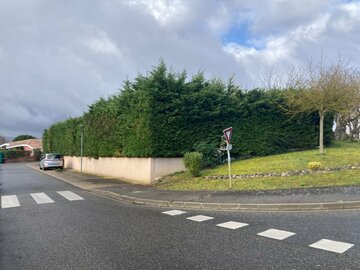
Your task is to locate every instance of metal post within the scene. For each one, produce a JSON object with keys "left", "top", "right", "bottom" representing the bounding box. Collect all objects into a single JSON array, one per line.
[
  {"left": 227, "top": 143, "right": 232, "bottom": 189},
  {"left": 79, "top": 125, "right": 84, "bottom": 175},
  {"left": 223, "top": 127, "right": 233, "bottom": 189}
]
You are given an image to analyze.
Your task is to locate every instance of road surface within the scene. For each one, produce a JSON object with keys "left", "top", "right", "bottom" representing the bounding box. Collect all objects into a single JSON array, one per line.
[{"left": 1, "top": 163, "right": 359, "bottom": 269}]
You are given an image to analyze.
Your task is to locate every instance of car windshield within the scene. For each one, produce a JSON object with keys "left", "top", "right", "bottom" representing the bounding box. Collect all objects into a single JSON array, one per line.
[{"left": 47, "top": 154, "right": 62, "bottom": 160}]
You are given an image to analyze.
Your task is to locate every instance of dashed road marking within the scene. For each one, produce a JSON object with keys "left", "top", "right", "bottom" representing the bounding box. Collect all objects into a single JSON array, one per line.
[
  {"left": 257, "top": 229, "right": 296, "bottom": 240},
  {"left": 161, "top": 210, "right": 357, "bottom": 254},
  {"left": 309, "top": 239, "right": 354, "bottom": 254},
  {"left": 1, "top": 195, "right": 20, "bottom": 209},
  {"left": 1, "top": 191, "right": 85, "bottom": 209},
  {"left": 216, "top": 221, "right": 249, "bottom": 230},
  {"left": 162, "top": 210, "right": 187, "bottom": 216},
  {"left": 31, "top": 192, "right": 54, "bottom": 204},
  {"left": 57, "top": 191, "right": 84, "bottom": 201},
  {"left": 186, "top": 215, "right": 214, "bottom": 222}
]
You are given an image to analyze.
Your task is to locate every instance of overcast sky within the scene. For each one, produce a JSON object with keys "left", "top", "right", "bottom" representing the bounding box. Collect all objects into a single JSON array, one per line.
[{"left": 1, "top": 0, "right": 360, "bottom": 139}]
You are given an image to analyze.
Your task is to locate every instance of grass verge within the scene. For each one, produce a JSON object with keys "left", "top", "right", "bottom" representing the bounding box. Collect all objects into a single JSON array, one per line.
[{"left": 156, "top": 141, "right": 360, "bottom": 191}]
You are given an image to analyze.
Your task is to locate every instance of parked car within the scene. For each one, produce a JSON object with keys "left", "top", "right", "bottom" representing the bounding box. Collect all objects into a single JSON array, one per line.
[{"left": 39, "top": 153, "right": 64, "bottom": 170}]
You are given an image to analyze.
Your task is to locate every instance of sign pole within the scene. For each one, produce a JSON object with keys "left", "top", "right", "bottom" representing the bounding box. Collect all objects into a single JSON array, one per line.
[
  {"left": 227, "top": 142, "right": 232, "bottom": 188},
  {"left": 223, "top": 127, "right": 233, "bottom": 189}
]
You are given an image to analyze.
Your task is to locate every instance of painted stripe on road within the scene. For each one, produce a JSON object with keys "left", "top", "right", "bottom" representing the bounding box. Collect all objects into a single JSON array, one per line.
[
  {"left": 186, "top": 215, "right": 214, "bottom": 222},
  {"left": 30, "top": 193, "right": 54, "bottom": 204},
  {"left": 257, "top": 229, "right": 296, "bottom": 240},
  {"left": 162, "top": 210, "right": 187, "bottom": 216},
  {"left": 1, "top": 195, "right": 20, "bottom": 208},
  {"left": 57, "top": 191, "right": 84, "bottom": 201},
  {"left": 216, "top": 221, "right": 249, "bottom": 230},
  {"left": 309, "top": 239, "right": 354, "bottom": 253}
]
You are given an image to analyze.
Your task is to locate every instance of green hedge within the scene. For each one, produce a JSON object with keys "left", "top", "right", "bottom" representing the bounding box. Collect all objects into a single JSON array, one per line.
[
  {"left": 3, "top": 150, "right": 29, "bottom": 159},
  {"left": 43, "top": 62, "right": 333, "bottom": 158}
]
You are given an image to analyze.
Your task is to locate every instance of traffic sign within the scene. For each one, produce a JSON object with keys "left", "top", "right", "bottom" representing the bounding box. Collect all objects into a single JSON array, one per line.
[
  {"left": 226, "top": 144, "right": 232, "bottom": 151},
  {"left": 223, "top": 127, "right": 232, "bottom": 143}
]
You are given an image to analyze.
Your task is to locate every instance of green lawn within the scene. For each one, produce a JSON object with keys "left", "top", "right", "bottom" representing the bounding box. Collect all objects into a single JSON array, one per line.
[{"left": 156, "top": 141, "right": 360, "bottom": 191}]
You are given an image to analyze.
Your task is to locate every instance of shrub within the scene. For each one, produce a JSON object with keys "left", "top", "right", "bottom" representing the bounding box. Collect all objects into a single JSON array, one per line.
[
  {"left": 33, "top": 149, "right": 42, "bottom": 161},
  {"left": 193, "top": 141, "right": 221, "bottom": 167},
  {"left": 308, "top": 162, "right": 322, "bottom": 170},
  {"left": 183, "top": 152, "right": 203, "bottom": 176}
]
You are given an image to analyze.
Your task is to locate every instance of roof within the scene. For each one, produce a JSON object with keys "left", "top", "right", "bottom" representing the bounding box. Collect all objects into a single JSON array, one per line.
[
  {"left": 0, "top": 143, "right": 10, "bottom": 148},
  {"left": 6, "top": 139, "right": 43, "bottom": 150}
]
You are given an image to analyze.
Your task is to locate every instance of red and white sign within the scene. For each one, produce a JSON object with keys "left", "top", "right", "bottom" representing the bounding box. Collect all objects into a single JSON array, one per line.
[{"left": 223, "top": 127, "right": 232, "bottom": 143}]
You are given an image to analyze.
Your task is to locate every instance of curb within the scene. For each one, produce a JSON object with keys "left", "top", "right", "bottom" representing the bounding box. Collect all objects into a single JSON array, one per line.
[
  {"left": 27, "top": 164, "right": 360, "bottom": 212},
  {"left": 91, "top": 189, "right": 360, "bottom": 212}
]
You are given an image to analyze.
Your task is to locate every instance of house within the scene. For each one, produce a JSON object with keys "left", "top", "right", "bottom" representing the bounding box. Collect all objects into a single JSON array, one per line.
[
  {"left": 5, "top": 139, "right": 43, "bottom": 156},
  {"left": 0, "top": 143, "right": 10, "bottom": 149}
]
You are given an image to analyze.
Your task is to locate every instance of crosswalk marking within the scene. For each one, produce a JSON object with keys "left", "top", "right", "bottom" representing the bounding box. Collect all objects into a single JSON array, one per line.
[
  {"left": 309, "top": 239, "right": 354, "bottom": 254},
  {"left": 162, "top": 210, "right": 355, "bottom": 254},
  {"left": 186, "top": 215, "right": 214, "bottom": 222},
  {"left": 216, "top": 221, "right": 249, "bottom": 230},
  {"left": 31, "top": 193, "right": 54, "bottom": 204},
  {"left": 162, "top": 210, "right": 187, "bottom": 216},
  {"left": 257, "top": 229, "right": 296, "bottom": 240},
  {"left": 1, "top": 191, "right": 84, "bottom": 209},
  {"left": 1, "top": 195, "right": 20, "bottom": 209},
  {"left": 57, "top": 191, "right": 84, "bottom": 201}
]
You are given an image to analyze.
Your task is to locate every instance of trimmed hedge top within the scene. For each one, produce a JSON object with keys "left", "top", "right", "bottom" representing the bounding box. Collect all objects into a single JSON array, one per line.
[{"left": 43, "top": 62, "right": 333, "bottom": 158}]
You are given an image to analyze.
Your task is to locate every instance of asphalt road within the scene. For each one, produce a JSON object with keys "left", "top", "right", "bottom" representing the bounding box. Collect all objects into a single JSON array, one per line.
[{"left": 1, "top": 163, "right": 360, "bottom": 269}]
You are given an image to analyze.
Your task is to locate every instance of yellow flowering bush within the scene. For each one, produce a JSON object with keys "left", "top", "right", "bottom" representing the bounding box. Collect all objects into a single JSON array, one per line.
[{"left": 307, "top": 162, "right": 322, "bottom": 171}]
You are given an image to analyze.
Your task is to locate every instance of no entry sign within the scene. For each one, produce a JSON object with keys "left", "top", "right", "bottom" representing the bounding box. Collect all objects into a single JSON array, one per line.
[{"left": 223, "top": 127, "right": 232, "bottom": 143}]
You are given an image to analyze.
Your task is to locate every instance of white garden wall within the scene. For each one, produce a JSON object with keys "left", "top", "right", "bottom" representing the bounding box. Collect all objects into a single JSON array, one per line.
[{"left": 64, "top": 156, "right": 185, "bottom": 184}]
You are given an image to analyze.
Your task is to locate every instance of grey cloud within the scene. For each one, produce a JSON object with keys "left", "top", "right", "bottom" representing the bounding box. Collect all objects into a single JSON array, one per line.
[{"left": 0, "top": 0, "right": 357, "bottom": 138}]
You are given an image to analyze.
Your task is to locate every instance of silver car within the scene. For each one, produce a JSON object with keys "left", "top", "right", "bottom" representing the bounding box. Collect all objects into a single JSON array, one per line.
[{"left": 39, "top": 153, "right": 64, "bottom": 170}]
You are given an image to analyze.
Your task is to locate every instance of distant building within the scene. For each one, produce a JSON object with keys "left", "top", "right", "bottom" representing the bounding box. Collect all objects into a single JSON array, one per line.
[
  {"left": 5, "top": 139, "right": 42, "bottom": 156},
  {"left": 0, "top": 143, "right": 10, "bottom": 149}
]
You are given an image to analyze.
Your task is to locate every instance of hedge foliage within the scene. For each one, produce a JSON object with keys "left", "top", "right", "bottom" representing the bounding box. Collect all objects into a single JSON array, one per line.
[
  {"left": 43, "top": 62, "right": 333, "bottom": 158},
  {"left": 2, "top": 150, "right": 32, "bottom": 159}
]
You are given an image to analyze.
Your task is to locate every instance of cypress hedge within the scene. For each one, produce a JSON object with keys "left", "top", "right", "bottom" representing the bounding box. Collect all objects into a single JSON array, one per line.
[{"left": 43, "top": 62, "right": 333, "bottom": 158}]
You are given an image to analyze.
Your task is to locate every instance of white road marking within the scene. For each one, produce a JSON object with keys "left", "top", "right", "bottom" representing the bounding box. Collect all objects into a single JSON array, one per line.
[
  {"left": 257, "top": 229, "right": 296, "bottom": 240},
  {"left": 309, "top": 239, "right": 354, "bottom": 254},
  {"left": 1, "top": 195, "right": 20, "bottom": 208},
  {"left": 57, "top": 191, "right": 84, "bottom": 201},
  {"left": 162, "top": 210, "right": 187, "bottom": 216},
  {"left": 216, "top": 221, "right": 249, "bottom": 230},
  {"left": 186, "top": 215, "right": 214, "bottom": 222},
  {"left": 30, "top": 193, "right": 54, "bottom": 204}
]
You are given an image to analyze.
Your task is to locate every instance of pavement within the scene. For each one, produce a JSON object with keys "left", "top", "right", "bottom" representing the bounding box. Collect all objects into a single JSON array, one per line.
[{"left": 26, "top": 163, "right": 360, "bottom": 212}]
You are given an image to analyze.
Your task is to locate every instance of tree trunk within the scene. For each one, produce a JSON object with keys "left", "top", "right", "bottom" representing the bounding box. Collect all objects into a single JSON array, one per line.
[{"left": 319, "top": 111, "right": 324, "bottom": 155}]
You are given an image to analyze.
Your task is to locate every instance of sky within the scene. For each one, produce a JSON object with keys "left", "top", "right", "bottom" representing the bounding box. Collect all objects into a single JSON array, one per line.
[{"left": 1, "top": 0, "right": 360, "bottom": 139}]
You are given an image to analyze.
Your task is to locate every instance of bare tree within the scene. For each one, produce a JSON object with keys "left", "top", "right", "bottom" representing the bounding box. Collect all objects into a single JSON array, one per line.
[
  {"left": 257, "top": 65, "right": 285, "bottom": 89},
  {"left": 284, "top": 59, "right": 360, "bottom": 155},
  {"left": 0, "top": 135, "right": 6, "bottom": 145}
]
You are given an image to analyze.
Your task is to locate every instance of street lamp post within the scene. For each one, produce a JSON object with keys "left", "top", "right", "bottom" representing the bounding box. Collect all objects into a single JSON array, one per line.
[{"left": 79, "top": 124, "right": 84, "bottom": 175}]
